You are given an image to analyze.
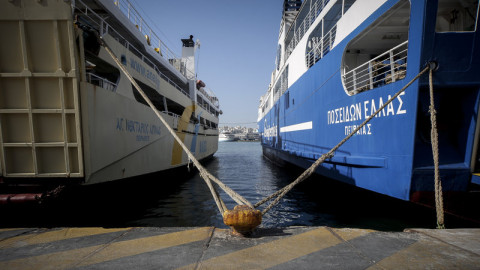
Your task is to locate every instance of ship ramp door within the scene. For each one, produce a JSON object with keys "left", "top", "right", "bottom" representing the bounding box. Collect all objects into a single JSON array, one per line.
[{"left": 0, "top": 1, "right": 83, "bottom": 179}]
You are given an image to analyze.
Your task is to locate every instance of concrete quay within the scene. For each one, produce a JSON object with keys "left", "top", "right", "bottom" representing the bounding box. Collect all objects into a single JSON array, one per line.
[{"left": 0, "top": 226, "right": 479, "bottom": 269}]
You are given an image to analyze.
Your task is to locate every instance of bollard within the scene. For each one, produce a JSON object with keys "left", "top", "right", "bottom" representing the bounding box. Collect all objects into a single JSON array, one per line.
[{"left": 223, "top": 205, "right": 262, "bottom": 236}]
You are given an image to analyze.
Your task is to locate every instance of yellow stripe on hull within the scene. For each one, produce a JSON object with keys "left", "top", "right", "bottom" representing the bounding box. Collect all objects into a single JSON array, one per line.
[{"left": 171, "top": 104, "right": 196, "bottom": 165}]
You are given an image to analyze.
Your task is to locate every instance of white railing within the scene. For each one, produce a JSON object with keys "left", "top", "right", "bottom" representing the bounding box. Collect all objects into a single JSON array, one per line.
[
  {"left": 198, "top": 87, "right": 220, "bottom": 109},
  {"left": 86, "top": 72, "right": 118, "bottom": 91},
  {"left": 162, "top": 111, "right": 180, "bottom": 118},
  {"left": 74, "top": 0, "right": 191, "bottom": 98},
  {"left": 285, "top": 0, "right": 331, "bottom": 61},
  {"left": 113, "top": 0, "right": 199, "bottom": 84},
  {"left": 342, "top": 41, "right": 408, "bottom": 94},
  {"left": 305, "top": 25, "right": 337, "bottom": 68},
  {"left": 113, "top": 0, "right": 180, "bottom": 68}
]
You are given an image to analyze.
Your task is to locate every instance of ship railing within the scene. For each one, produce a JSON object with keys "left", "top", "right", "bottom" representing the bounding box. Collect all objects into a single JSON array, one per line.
[
  {"left": 114, "top": 34, "right": 190, "bottom": 98},
  {"left": 305, "top": 25, "right": 337, "bottom": 68},
  {"left": 74, "top": 0, "right": 190, "bottom": 99},
  {"left": 162, "top": 111, "right": 180, "bottom": 129},
  {"left": 279, "top": 20, "right": 285, "bottom": 39},
  {"left": 342, "top": 41, "right": 408, "bottom": 94},
  {"left": 197, "top": 87, "right": 220, "bottom": 109},
  {"left": 86, "top": 72, "right": 118, "bottom": 92},
  {"left": 162, "top": 111, "right": 180, "bottom": 118},
  {"left": 285, "top": 0, "right": 331, "bottom": 61},
  {"left": 112, "top": 0, "right": 196, "bottom": 77},
  {"left": 112, "top": 0, "right": 218, "bottom": 107}
]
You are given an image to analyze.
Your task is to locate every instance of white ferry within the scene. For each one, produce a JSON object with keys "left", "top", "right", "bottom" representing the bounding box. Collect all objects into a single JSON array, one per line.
[
  {"left": 219, "top": 132, "right": 236, "bottom": 142},
  {"left": 0, "top": 0, "right": 221, "bottom": 202}
]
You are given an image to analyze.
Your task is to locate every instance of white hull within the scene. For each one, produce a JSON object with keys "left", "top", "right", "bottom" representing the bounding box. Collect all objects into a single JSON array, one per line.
[
  {"left": 218, "top": 133, "right": 235, "bottom": 142},
  {"left": 0, "top": 0, "right": 220, "bottom": 186},
  {"left": 219, "top": 138, "right": 235, "bottom": 142}
]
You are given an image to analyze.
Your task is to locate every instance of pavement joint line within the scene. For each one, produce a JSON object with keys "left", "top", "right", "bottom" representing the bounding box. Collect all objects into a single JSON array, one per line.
[
  {"left": 405, "top": 229, "right": 480, "bottom": 258},
  {"left": 194, "top": 227, "right": 216, "bottom": 270},
  {"left": 325, "top": 226, "right": 346, "bottom": 242},
  {"left": 365, "top": 235, "right": 480, "bottom": 269},
  {"left": 0, "top": 228, "right": 28, "bottom": 232},
  {"left": 0, "top": 228, "right": 46, "bottom": 249},
  {"left": 1, "top": 227, "right": 131, "bottom": 250},
  {"left": 0, "top": 228, "right": 39, "bottom": 240},
  {"left": 0, "top": 227, "right": 215, "bottom": 269},
  {"left": 326, "top": 227, "right": 379, "bottom": 267},
  {"left": 68, "top": 227, "right": 135, "bottom": 269},
  {"left": 0, "top": 227, "right": 478, "bottom": 269},
  {"left": 177, "top": 226, "right": 370, "bottom": 269},
  {"left": 367, "top": 239, "right": 419, "bottom": 270}
]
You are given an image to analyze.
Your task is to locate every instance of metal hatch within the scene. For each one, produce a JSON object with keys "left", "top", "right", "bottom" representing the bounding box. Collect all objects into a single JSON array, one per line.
[{"left": 0, "top": 0, "right": 83, "bottom": 178}]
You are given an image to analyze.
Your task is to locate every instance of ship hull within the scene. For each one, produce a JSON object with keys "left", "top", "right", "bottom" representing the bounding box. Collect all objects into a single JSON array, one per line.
[
  {"left": 258, "top": 0, "right": 480, "bottom": 206},
  {"left": 79, "top": 79, "right": 218, "bottom": 184},
  {"left": 0, "top": 0, "right": 220, "bottom": 198}
]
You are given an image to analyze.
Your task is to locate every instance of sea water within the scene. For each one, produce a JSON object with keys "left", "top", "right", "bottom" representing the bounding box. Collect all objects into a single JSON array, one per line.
[{"left": 1, "top": 141, "right": 473, "bottom": 230}]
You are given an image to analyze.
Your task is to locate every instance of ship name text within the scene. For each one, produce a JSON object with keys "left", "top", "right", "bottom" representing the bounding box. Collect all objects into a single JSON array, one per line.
[
  {"left": 116, "top": 117, "right": 162, "bottom": 141},
  {"left": 327, "top": 92, "right": 406, "bottom": 136},
  {"left": 130, "top": 58, "right": 160, "bottom": 88},
  {"left": 264, "top": 125, "right": 278, "bottom": 138}
]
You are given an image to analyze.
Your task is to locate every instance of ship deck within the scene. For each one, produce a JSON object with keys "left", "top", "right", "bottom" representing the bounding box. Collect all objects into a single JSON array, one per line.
[{"left": 1, "top": 226, "right": 479, "bottom": 269}]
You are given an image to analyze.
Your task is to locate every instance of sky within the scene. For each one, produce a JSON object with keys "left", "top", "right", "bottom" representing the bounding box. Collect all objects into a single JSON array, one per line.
[{"left": 131, "top": 0, "right": 283, "bottom": 128}]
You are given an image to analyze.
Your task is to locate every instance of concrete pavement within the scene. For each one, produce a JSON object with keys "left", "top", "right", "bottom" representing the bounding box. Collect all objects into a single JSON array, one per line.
[{"left": 0, "top": 226, "right": 479, "bottom": 269}]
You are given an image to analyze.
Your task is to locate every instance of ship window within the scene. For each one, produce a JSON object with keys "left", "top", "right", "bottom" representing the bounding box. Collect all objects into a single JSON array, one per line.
[
  {"left": 436, "top": 0, "right": 479, "bottom": 32},
  {"left": 132, "top": 79, "right": 185, "bottom": 117},
  {"left": 85, "top": 51, "right": 120, "bottom": 91},
  {"left": 132, "top": 80, "right": 166, "bottom": 111},
  {"left": 197, "top": 95, "right": 204, "bottom": 107},
  {"left": 165, "top": 99, "right": 185, "bottom": 117},
  {"left": 341, "top": 0, "right": 410, "bottom": 95}
]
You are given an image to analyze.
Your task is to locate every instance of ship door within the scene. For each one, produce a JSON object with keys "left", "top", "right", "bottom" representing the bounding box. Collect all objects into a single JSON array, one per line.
[{"left": 0, "top": 1, "right": 83, "bottom": 179}]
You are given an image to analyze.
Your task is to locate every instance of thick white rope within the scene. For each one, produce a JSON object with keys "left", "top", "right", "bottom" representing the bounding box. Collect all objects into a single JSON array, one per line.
[
  {"left": 256, "top": 66, "right": 431, "bottom": 214},
  {"left": 102, "top": 41, "right": 252, "bottom": 214},
  {"left": 428, "top": 68, "right": 445, "bottom": 229},
  {"left": 103, "top": 37, "right": 441, "bottom": 223}
]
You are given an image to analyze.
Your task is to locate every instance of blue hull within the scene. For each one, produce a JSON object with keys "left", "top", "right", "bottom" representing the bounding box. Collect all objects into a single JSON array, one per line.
[{"left": 259, "top": 0, "right": 480, "bottom": 204}]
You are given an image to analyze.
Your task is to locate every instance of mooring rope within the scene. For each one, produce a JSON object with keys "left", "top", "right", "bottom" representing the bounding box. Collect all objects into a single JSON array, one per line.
[
  {"left": 428, "top": 68, "right": 445, "bottom": 229},
  {"left": 102, "top": 40, "right": 252, "bottom": 215},
  {"left": 255, "top": 66, "right": 431, "bottom": 215},
  {"left": 103, "top": 38, "right": 443, "bottom": 227}
]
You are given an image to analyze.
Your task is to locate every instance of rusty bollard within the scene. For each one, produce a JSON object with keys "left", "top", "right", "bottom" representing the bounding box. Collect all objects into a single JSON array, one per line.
[{"left": 223, "top": 205, "right": 262, "bottom": 236}]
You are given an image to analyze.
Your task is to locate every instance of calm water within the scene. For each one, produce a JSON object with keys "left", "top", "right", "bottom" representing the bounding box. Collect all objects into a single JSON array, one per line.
[{"left": 1, "top": 142, "right": 477, "bottom": 230}]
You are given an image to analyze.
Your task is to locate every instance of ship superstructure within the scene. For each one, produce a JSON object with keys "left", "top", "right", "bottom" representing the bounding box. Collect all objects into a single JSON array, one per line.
[{"left": 0, "top": 0, "right": 221, "bottom": 201}]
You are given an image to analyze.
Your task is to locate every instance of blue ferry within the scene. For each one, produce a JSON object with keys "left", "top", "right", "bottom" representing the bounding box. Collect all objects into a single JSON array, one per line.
[{"left": 258, "top": 0, "right": 480, "bottom": 210}]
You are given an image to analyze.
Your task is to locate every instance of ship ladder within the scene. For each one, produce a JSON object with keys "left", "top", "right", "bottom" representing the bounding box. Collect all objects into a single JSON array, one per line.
[{"left": 102, "top": 38, "right": 444, "bottom": 234}]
